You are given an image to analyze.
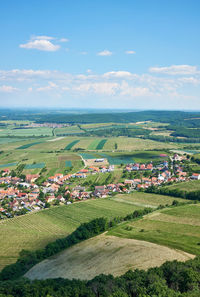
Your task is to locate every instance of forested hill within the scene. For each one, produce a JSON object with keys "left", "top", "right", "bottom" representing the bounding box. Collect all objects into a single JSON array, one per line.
[{"left": 1, "top": 109, "right": 200, "bottom": 125}]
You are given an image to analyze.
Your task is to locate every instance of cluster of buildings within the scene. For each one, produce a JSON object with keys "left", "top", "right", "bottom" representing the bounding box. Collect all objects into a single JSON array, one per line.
[{"left": 0, "top": 153, "right": 200, "bottom": 218}]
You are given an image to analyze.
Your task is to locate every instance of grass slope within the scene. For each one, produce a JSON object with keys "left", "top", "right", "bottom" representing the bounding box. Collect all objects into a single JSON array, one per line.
[
  {"left": 108, "top": 203, "right": 200, "bottom": 255},
  {"left": 164, "top": 180, "right": 200, "bottom": 193}
]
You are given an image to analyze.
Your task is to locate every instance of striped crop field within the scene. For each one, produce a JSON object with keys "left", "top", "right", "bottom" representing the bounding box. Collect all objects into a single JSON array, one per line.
[
  {"left": 64, "top": 140, "right": 80, "bottom": 150},
  {"left": 87, "top": 139, "right": 101, "bottom": 150},
  {"left": 17, "top": 142, "right": 43, "bottom": 149},
  {"left": 24, "top": 163, "right": 45, "bottom": 169},
  {"left": 96, "top": 139, "right": 107, "bottom": 150}
]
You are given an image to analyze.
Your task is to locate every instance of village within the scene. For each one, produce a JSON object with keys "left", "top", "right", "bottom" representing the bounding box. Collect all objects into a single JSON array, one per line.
[{"left": 0, "top": 153, "right": 199, "bottom": 219}]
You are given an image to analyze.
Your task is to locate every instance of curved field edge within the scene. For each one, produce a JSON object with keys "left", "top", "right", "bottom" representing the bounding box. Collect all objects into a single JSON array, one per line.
[
  {"left": 25, "top": 234, "right": 194, "bottom": 281},
  {"left": 107, "top": 203, "right": 200, "bottom": 255}
]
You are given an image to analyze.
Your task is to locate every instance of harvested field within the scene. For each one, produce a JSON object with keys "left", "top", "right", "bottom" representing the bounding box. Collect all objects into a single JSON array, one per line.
[{"left": 25, "top": 234, "right": 194, "bottom": 281}]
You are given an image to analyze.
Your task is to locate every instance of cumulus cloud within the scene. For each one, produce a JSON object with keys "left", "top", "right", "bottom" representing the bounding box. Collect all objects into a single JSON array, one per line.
[
  {"left": 20, "top": 39, "right": 60, "bottom": 52},
  {"left": 125, "top": 50, "right": 136, "bottom": 55},
  {"left": 74, "top": 82, "right": 119, "bottom": 95},
  {"left": 0, "top": 85, "right": 18, "bottom": 92},
  {"left": 120, "top": 81, "right": 151, "bottom": 97},
  {"left": 19, "top": 36, "right": 61, "bottom": 51},
  {"left": 36, "top": 81, "right": 58, "bottom": 92},
  {"left": 97, "top": 50, "right": 113, "bottom": 56},
  {"left": 149, "top": 65, "right": 198, "bottom": 75},
  {"left": 0, "top": 67, "right": 199, "bottom": 104},
  {"left": 103, "top": 71, "right": 133, "bottom": 79}
]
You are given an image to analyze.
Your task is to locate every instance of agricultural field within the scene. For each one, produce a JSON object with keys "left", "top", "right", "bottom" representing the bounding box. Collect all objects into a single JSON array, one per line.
[
  {"left": 65, "top": 140, "right": 80, "bottom": 150},
  {"left": 55, "top": 125, "right": 84, "bottom": 135},
  {"left": 0, "top": 127, "right": 53, "bottom": 137},
  {"left": 0, "top": 149, "right": 83, "bottom": 175},
  {"left": 108, "top": 203, "right": 200, "bottom": 255},
  {"left": 0, "top": 192, "right": 182, "bottom": 271},
  {"left": 26, "top": 234, "right": 193, "bottom": 281},
  {"left": 103, "top": 137, "right": 179, "bottom": 151},
  {"left": 164, "top": 180, "right": 200, "bottom": 193},
  {"left": 0, "top": 196, "right": 144, "bottom": 270},
  {"left": 110, "top": 192, "right": 189, "bottom": 208}
]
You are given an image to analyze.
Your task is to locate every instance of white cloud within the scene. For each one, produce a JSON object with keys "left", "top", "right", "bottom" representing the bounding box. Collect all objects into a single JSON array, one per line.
[
  {"left": 36, "top": 81, "right": 58, "bottom": 92},
  {"left": 149, "top": 65, "right": 198, "bottom": 75},
  {"left": 120, "top": 81, "right": 151, "bottom": 97},
  {"left": 74, "top": 82, "right": 119, "bottom": 95},
  {"left": 20, "top": 39, "right": 60, "bottom": 52},
  {"left": 103, "top": 71, "right": 133, "bottom": 78},
  {"left": 178, "top": 77, "right": 200, "bottom": 85},
  {"left": 0, "top": 67, "right": 200, "bottom": 105},
  {"left": 31, "top": 35, "right": 55, "bottom": 40},
  {"left": 80, "top": 51, "right": 87, "bottom": 55},
  {"left": 97, "top": 50, "right": 113, "bottom": 56},
  {"left": 0, "top": 85, "right": 18, "bottom": 92},
  {"left": 20, "top": 35, "right": 62, "bottom": 51},
  {"left": 125, "top": 50, "right": 136, "bottom": 55},
  {"left": 59, "top": 38, "right": 69, "bottom": 42}
]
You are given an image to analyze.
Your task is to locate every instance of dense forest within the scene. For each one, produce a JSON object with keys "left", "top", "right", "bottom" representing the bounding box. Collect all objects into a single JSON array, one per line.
[
  {"left": 1, "top": 109, "right": 200, "bottom": 126},
  {"left": 0, "top": 256, "right": 200, "bottom": 296}
]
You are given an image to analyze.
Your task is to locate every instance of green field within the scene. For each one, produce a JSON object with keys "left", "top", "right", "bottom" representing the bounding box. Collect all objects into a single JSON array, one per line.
[
  {"left": 0, "top": 192, "right": 181, "bottom": 271},
  {"left": 0, "top": 162, "right": 17, "bottom": 168},
  {"left": 87, "top": 139, "right": 101, "bottom": 150},
  {"left": 108, "top": 203, "right": 200, "bottom": 255},
  {"left": 0, "top": 150, "right": 83, "bottom": 175},
  {"left": 24, "top": 163, "right": 45, "bottom": 169},
  {"left": 0, "top": 127, "right": 53, "bottom": 137},
  {"left": 96, "top": 139, "right": 107, "bottom": 149},
  {"left": 65, "top": 140, "right": 80, "bottom": 150},
  {"left": 55, "top": 125, "right": 84, "bottom": 135},
  {"left": 17, "top": 141, "right": 43, "bottom": 149},
  {"left": 164, "top": 180, "right": 200, "bottom": 193}
]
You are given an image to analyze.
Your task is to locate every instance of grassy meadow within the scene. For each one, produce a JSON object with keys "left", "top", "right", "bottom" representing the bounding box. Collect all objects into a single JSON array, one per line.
[
  {"left": 108, "top": 203, "right": 200, "bottom": 255},
  {"left": 164, "top": 180, "right": 200, "bottom": 193}
]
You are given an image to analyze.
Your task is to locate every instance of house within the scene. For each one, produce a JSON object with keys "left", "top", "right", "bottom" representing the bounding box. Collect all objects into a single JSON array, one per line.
[
  {"left": 46, "top": 195, "right": 56, "bottom": 203},
  {"left": 26, "top": 174, "right": 39, "bottom": 183},
  {"left": 132, "top": 163, "right": 140, "bottom": 171},
  {"left": 124, "top": 180, "right": 134, "bottom": 186},
  {"left": 2, "top": 169, "right": 11, "bottom": 176},
  {"left": 140, "top": 164, "right": 146, "bottom": 170},
  {"left": 146, "top": 163, "right": 153, "bottom": 170},
  {"left": 191, "top": 173, "right": 200, "bottom": 180}
]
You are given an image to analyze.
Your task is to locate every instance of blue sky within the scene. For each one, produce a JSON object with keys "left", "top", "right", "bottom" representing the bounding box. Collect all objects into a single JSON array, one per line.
[{"left": 0, "top": 0, "right": 200, "bottom": 110}]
